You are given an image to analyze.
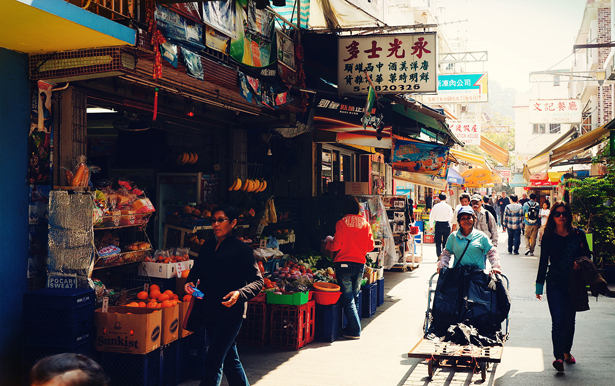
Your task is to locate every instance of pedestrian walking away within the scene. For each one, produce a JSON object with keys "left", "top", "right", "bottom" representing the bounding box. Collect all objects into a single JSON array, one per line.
[
  {"left": 470, "top": 194, "right": 498, "bottom": 247},
  {"left": 519, "top": 193, "right": 530, "bottom": 235},
  {"left": 325, "top": 196, "right": 375, "bottom": 339},
  {"left": 429, "top": 192, "right": 453, "bottom": 258},
  {"left": 523, "top": 194, "right": 540, "bottom": 256},
  {"left": 482, "top": 195, "right": 498, "bottom": 223},
  {"left": 535, "top": 202, "right": 592, "bottom": 372},
  {"left": 497, "top": 192, "right": 510, "bottom": 231},
  {"left": 184, "top": 205, "right": 264, "bottom": 386},
  {"left": 538, "top": 201, "right": 550, "bottom": 245},
  {"left": 503, "top": 195, "right": 524, "bottom": 255}
]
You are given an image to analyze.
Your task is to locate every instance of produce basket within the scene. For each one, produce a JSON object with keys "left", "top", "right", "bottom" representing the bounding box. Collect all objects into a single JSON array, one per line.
[
  {"left": 93, "top": 250, "right": 152, "bottom": 268},
  {"left": 95, "top": 212, "right": 152, "bottom": 229}
]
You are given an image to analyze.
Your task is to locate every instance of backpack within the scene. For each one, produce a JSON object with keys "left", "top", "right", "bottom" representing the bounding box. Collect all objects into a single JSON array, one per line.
[{"left": 525, "top": 201, "right": 540, "bottom": 224}]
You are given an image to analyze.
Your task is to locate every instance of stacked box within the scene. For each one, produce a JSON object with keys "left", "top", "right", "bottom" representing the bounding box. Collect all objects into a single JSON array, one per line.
[
  {"left": 315, "top": 302, "right": 341, "bottom": 342},
  {"left": 361, "top": 282, "right": 377, "bottom": 318},
  {"left": 181, "top": 328, "right": 208, "bottom": 381},
  {"left": 100, "top": 349, "right": 161, "bottom": 386},
  {"left": 377, "top": 277, "right": 385, "bottom": 307},
  {"left": 23, "top": 288, "right": 96, "bottom": 368},
  {"left": 341, "top": 290, "right": 362, "bottom": 329},
  {"left": 236, "top": 302, "right": 269, "bottom": 347},
  {"left": 269, "top": 300, "right": 315, "bottom": 350}
]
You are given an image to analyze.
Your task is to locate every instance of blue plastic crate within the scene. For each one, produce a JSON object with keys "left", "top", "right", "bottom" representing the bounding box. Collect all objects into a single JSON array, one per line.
[
  {"left": 377, "top": 278, "right": 385, "bottom": 307},
  {"left": 181, "top": 328, "right": 208, "bottom": 381},
  {"left": 315, "top": 302, "right": 341, "bottom": 342},
  {"left": 25, "top": 323, "right": 94, "bottom": 347},
  {"left": 23, "top": 339, "right": 94, "bottom": 370},
  {"left": 23, "top": 288, "right": 95, "bottom": 328},
  {"left": 361, "top": 283, "right": 377, "bottom": 318},
  {"left": 100, "top": 349, "right": 160, "bottom": 386},
  {"left": 160, "top": 341, "right": 180, "bottom": 386},
  {"left": 341, "top": 290, "right": 362, "bottom": 329}
]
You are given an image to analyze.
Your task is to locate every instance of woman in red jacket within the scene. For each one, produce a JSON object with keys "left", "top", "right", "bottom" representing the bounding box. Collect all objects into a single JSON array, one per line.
[{"left": 325, "top": 196, "right": 375, "bottom": 339}]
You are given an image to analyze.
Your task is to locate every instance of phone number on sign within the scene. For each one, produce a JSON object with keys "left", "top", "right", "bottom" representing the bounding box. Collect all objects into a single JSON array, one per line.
[{"left": 353, "top": 84, "right": 423, "bottom": 92}]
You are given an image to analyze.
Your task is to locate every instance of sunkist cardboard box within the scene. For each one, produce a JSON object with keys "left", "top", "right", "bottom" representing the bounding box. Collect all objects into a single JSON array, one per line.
[
  {"left": 178, "top": 301, "right": 193, "bottom": 338},
  {"left": 161, "top": 303, "right": 180, "bottom": 345},
  {"left": 95, "top": 306, "right": 162, "bottom": 354}
]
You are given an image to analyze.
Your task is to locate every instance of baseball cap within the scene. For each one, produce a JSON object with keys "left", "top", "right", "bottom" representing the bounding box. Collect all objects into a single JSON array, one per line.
[
  {"left": 470, "top": 194, "right": 482, "bottom": 202},
  {"left": 457, "top": 206, "right": 474, "bottom": 217}
]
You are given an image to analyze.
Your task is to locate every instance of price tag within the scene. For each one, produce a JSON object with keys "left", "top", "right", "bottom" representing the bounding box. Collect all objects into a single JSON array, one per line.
[
  {"left": 102, "top": 297, "right": 109, "bottom": 313},
  {"left": 176, "top": 262, "right": 184, "bottom": 278},
  {"left": 259, "top": 238, "right": 267, "bottom": 248},
  {"left": 143, "top": 283, "right": 149, "bottom": 293},
  {"left": 249, "top": 208, "right": 255, "bottom": 217},
  {"left": 256, "top": 223, "right": 266, "bottom": 235}
]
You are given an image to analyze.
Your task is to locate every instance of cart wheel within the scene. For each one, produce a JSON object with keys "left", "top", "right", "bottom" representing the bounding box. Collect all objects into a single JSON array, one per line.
[
  {"left": 427, "top": 359, "right": 435, "bottom": 378},
  {"left": 480, "top": 362, "right": 487, "bottom": 381}
]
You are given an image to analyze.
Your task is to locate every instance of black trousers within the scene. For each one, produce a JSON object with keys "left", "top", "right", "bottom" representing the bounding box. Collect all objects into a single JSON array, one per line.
[{"left": 434, "top": 222, "right": 451, "bottom": 257}]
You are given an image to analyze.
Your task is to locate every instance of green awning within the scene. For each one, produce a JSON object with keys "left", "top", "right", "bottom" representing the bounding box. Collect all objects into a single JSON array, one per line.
[{"left": 390, "top": 101, "right": 464, "bottom": 146}]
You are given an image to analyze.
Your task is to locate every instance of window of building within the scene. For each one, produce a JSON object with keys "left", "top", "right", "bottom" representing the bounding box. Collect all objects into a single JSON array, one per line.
[
  {"left": 549, "top": 124, "right": 561, "bottom": 134},
  {"left": 533, "top": 124, "right": 545, "bottom": 134}
]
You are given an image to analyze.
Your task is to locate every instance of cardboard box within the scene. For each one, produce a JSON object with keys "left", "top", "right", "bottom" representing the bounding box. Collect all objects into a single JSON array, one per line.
[
  {"left": 344, "top": 182, "right": 369, "bottom": 195},
  {"left": 95, "top": 306, "right": 161, "bottom": 354},
  {"left": 161, "top": 304, "right": 180, "bottom": 345},
  {"left": 178, "top": 301, "right": 193, "bottom": 338},
  {"left": 138, "top": 260, "right": 194, "bottom": 279}
]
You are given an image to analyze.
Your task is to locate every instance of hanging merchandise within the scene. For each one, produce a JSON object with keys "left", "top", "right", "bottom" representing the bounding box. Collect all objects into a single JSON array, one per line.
[
  {"left": 202, "top": 0, "right": 236, "bottom": 39},
  {"left": 355, "top": 195, "right": 397, "bottom": 269},
  {"left": 160, "top": 41, "right": 178, "bottom": 67},
  {"left": 205, "top": 25, "right": 230, "bottom": 54},
  {"left": 155, "top": 4, "right": 204, "bottom": 49},
  {"left": 246, "top": 1, "right": 275, "bottom": 40},
  {"left": 238, "top": 71, "right": 254, "bottom": 103},
  {"left": 391, "top": 137, "right": 450, "bottom": 177},
  {"left": 181, "top": 47, "right": 204, "bottom": 81},
  {"left": 28, "top": 81, "right": 53, "bottom": 185}
]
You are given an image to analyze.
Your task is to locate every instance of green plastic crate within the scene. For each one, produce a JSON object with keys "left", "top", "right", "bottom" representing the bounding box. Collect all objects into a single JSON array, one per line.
[{"left": 266, "top": 291, "right": 309, "bottom": 305}]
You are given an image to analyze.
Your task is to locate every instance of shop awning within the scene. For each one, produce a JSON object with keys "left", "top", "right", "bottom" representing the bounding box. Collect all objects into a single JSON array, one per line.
[
  {"left": 509, "top": 173, "right": 527, "bottom": 187},
  {"left": 447, "top": 168, "right": 464, "bottom": 185},
  {"left": 524, "top": 126, "right": 578, "bottom": 174},
  {"left": 478, "top": 135, "right": 509, "bottom": 165},
  {"left": 1, "top": 0, "right": 136, "bottom": 54},
  {"left": 314, "top": 129, "right": 392, "bottom": 149},
  {"left": 550, "top": 123, "right": 612, "bottom": 166},
  {"left": 308, "top": 0, "right": 386, "bottom": 30},
  {"left": 393, "top": 169, "right": 447, "bottom": 190},
  {"left": 450, "top": 149, "right": 491, "bottom": 170}
]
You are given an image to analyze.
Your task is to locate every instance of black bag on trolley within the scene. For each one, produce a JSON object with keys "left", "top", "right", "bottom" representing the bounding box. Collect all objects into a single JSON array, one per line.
[{"left": 427, "top": 265, "right": 510, "bottom": 346}]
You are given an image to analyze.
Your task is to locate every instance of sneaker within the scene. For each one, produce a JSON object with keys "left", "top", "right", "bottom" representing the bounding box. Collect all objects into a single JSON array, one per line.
[
  {"left": 564, "top": 354, "right": 576, "bottom": 364},
  {"left": 530, "top": 252, "right": 534, "bottom": 256},
  {"left": 552, "top": 359, "right": 564, "bottom": 372},
  {"left": 514, "top": 252, "right": 519, "bottom": 255},
  {"left": 525, "top": 250, "right": 531, "bottom": 256},
  {"left": 508, "top": 250, "right": 512, "bottom": 254},
  {"left": 342, "top": 334, "right": 360, "bottom": 339}
]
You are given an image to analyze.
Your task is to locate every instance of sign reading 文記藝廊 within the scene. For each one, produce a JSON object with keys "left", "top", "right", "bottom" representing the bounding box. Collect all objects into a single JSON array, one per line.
[
  {"left": 449, "top": 121, "right": 481, "bottom": 145},
  {"left": 338, "top": 33, "right": 437, "bottom": 95},
  {"left": 529, "top": 99, "right": 582, "bottom": 124},
  {"left": 423, "top": 73, "right": 488, "bottom": 104}
]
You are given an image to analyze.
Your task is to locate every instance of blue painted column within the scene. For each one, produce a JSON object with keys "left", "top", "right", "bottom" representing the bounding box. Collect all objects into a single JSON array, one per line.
[{"left": 0, "top": 47, "right": 30, "bottom": 384}]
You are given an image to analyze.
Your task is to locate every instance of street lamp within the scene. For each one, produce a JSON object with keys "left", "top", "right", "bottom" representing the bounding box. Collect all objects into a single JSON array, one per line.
[{"left": 596, "top": 70, "right": 606, "bottom": 86}]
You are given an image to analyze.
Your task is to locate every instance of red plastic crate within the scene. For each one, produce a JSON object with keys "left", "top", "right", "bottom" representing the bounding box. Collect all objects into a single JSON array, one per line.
[
  {"left": 249, "top": 292, "right": 266, "bottom": 303},
  {"left": 269, "top": 300, "right": 315, "bottom": 350},
  {"left": 236, "top": 302, "right": 269, "bottom": 347}
]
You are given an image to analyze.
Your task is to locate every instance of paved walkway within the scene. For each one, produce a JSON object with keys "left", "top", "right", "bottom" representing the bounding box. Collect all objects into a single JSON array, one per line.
[{"left": 180, "top": 230, "right": 615, "bottom": 386}]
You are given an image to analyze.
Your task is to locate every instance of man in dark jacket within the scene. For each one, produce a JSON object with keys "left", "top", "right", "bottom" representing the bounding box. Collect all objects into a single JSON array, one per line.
[{"left": 483, "top": 196, "right": 498, "bottom": 221}]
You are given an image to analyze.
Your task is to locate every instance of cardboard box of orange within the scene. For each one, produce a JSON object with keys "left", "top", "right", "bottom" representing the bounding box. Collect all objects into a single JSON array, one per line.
[
  {"left": 138, "top": 260, "right": 194, "bottom": 279},
  {"left": 95, "top": 306, "right": 162, "bottom": 354},
  {"left": 178, "top": 301, "right": 193, "bottom": 338},
  {"left": 161, "top": 303, "right": 180, "bottom": 345}
]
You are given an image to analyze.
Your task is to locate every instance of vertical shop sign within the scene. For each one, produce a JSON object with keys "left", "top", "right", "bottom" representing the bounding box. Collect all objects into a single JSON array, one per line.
[{"left": 338, "top": 32, "right": 437, "bottom": 95}]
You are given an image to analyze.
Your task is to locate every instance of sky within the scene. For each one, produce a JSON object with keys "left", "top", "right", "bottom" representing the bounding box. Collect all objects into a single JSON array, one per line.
[{"left": 438, "top": 0, "right": 588, "bottom": 93}]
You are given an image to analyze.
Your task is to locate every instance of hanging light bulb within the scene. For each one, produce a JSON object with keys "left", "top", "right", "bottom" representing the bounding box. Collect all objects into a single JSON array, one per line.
[
  {"left": 267, "top": 146, "right": 272, "bottom": 156},
  {"left": 184, "top": 98, "right": 195, "bottom": 117}
]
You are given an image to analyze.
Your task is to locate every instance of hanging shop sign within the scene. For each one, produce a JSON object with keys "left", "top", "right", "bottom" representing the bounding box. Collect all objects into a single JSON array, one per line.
[
  {"left": 449, "top": 121, "right": 481, "bottom": 145},
  {"left": 529, "top": 99, "right": 582, "bottom": 124},
  {"left": 424, "top": 73, "right": 488, "bottom": 104},
  {"left": 313, "top": 96, "right": 393, "bottom": 148},
  {"left": 393, "top": 170, "right": 447, "bottom": 190},
  {"left": 338, "top": 32, "right": 437, "bottom": 95},
  {"left": 391, "top": 137, "right": 449, "bottom": 177}
]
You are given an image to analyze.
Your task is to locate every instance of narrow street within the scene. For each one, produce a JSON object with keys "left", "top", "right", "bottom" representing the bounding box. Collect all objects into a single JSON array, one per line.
[{"left": 182, "top": 232, "right": 615, "bottom": 386}]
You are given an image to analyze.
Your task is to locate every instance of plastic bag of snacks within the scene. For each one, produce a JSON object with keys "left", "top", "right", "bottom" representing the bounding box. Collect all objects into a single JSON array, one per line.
[
  {"left": 69, "top": 155, "right": 90, "bottom": 187},
  {"left": 153, "top": 249, "right": 170, "bottom": 262},
  {"left": 174, "top": 247, "right": 190, "bottom": 262}
]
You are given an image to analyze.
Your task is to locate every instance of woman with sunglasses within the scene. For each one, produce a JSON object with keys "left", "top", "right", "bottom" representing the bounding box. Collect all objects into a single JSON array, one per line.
[
  {"left": 184, "top": 206, "right": 264, "bottom": 386},
  {"left": 535, "top": 202, "right": 591, "bottom": 372}
]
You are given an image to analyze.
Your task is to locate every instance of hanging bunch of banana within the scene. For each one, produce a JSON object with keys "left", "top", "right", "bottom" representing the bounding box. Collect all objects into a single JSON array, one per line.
[
  {"left": 175, "top": 152, "right": 198, "bottom": 165},
  {"left": 228, "top": 178, "right": 268, "bottom": 192}
]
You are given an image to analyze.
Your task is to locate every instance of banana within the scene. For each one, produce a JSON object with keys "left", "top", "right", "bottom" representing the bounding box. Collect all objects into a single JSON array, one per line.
[
  {"left": 189, "top": 152, "right": 196, "bottom": 164},
  {"left": 259, "top": 180, "right": 267, "bottom": 193},
  {"left": 256, "top": 180, "right": 264, "bottom": 192},
  {"left": 253, "top": 180, "right": 261, "bottom": 193},
  {"left": 192, "top": 153, "right": 199, "bottom": 164},
  {"left": 234, "top": 178, "right": 242, "bottom": 191},
  {"left": 175, "top": 153, "right": 183, "bottom": 165},
  {"left": 242, "top": 179, "right": 249, "bottom": 191},
  {"left": 249, "top": 179, "right": 256, "bottom": 192},
  {"left": 246, "top": 179, "right": 253, "bottom": 192},
  {"left": 180, "top": 153, "right": 189, "bottom": 165},
  {"left": 228, "top": 178, "right": 238, "bottom": 191}
]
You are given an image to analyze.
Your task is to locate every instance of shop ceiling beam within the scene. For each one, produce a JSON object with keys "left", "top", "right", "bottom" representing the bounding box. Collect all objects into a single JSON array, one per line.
[
  {"left": 310, "top": 23, "right": 438, "bottom": 34},
  {"left": 439, "top": 51, "right": 488, "bottom": 63}
]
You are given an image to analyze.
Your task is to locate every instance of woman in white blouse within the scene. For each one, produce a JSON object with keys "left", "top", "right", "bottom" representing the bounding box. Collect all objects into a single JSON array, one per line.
[{"left": 538, "top": 201, "right": 550, "bottom": 245}]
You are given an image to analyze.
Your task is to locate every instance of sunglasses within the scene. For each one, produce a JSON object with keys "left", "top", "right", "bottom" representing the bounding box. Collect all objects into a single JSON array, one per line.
[
  {"left": 211, "top": 217, "right": 229, "bottom": 223},
  {"left": 553, "top": 211, "right": 566, "bottom": 218}
]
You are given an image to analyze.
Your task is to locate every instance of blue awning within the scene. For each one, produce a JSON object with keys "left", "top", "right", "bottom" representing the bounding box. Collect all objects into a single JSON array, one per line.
[{"left": 447, "top": 168, "right": 464, "bottom": 185}]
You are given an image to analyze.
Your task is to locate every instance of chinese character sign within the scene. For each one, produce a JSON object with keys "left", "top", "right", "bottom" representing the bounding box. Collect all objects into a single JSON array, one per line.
[
  {"left": 391, "top": 138, "right": 449, "bottom": 176},
  {"left": 529, "top": 99, "right": 582, "bottom": 124},
  {"left": 424, "top": 73, "right": 488, "bottom": 104},
  {"left": 449, "top": 121, "right": 481, "bottom": 145},
  {"left": 338, "top": 32, "right": 437, "bottom": 95}
]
